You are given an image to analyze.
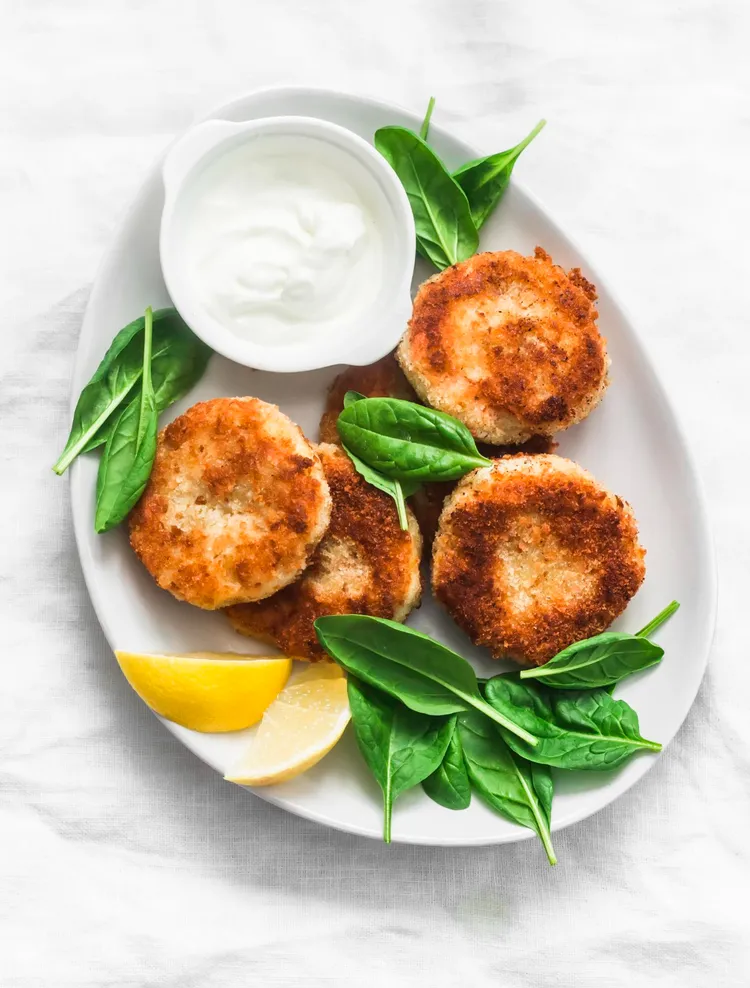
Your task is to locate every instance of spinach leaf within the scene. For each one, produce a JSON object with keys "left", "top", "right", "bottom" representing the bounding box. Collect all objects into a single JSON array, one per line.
[
  {"left": 422, "top": 718, "right": 471, "bottom": 810},
  {"left": 519, "top": 600, "right": 679, "bottom": 690},
  {"left": 419, "top": 96, "right": 436, "bottom": 141},
  {"left": 81, "top": 329, "right": 211, "bottom": 453},
  {"left": 484, "top": 675, "right": 661, "bottom": 771},
  {"left": 343, "top": 389, "right": 367, "bottom": 408},
  {"left": 94, "top": 307, "right": 159, "bottom": 533},
  {"left": 336, "top": 396, "right": 491, "bottom": 482},
  {"left": 458, "top": 709, "right": 556, "bottom": 865},
  {"left": 519, "top": 635, "right": 663, "bottom": 690},
  {"left": 374, "top": 126, "right": 478, "bottom": 270},
  {"left": 54, "top": 307, "right": 209, "bottom": 472},
  {"left": 314, "top": 615, "right": 538, "bottom": 747},
  {"left": 453, "top": 119, "right": 546, "bottom": 230},
  {"left": 339, "top": 393, "right": 420, "bottom": 531},
  {"left": 347, "top": 678, "right": 454, "bottom": 842}
]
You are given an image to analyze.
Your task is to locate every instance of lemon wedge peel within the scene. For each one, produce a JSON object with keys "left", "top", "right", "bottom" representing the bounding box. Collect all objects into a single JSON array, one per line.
[{"left": 114, "top": 650, "right": 292, "bottom": 733}]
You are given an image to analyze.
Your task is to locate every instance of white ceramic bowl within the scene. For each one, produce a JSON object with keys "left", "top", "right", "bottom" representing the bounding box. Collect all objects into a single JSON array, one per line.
[{"left": 159, "top": 115, "right": 416, "bottom": 372}]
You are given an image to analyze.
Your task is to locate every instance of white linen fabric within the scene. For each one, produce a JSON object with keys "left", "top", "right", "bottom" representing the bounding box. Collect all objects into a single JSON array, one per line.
[{"left": 1, "top": 1, "right": 748, "bottom": 984}]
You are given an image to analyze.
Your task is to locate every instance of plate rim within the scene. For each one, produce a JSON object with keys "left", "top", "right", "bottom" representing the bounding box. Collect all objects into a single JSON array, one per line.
[{"left": 69, "top": 85, "right": 717, "bottom": 846}]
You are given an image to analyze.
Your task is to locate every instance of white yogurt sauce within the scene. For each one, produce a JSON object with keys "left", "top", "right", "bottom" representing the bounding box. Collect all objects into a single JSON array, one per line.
[{"left": 180, "top": 135, "right": 385, "bottom": 346}]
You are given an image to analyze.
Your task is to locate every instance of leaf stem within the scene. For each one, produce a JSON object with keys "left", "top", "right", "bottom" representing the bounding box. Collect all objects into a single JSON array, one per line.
[
  {"left": 142, "top": 307, "right": 153, "bottom": 394},
  {"left": 393, "top": 480, "right": 408, "bottom": 531},
  {"left": 516, "top": 768, "right": 556, "bottom": 865},
  {"left": 469, "top": 696, "right": 538, "bottom": 747},
  {"left": 52, "top": 395, "right": 133, "bottom": 475},
  {"left": 419, "top": 96, "right": 436, "bottom": 141},
  {"left": 639, "top": 739, "right": 663, "bottom": 753},
  {"left": 636, "top": 600, "right": 680, "bottom": 639},
  {"left": 519, "top": 118, "right": 547, "bottom": 153}
]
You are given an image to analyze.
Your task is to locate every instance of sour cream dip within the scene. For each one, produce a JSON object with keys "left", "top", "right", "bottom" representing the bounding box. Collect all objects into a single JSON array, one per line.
[
  {"left": 160, "top": 116, "right": 416, "bottom": 373},
  {"left": 178, "top": 135, "right": 385, "bottom": 347}
]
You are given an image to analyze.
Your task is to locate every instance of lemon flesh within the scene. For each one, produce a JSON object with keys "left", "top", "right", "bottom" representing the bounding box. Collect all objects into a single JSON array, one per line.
[
  {"left": 225, "top": 662, "right": 350, "bottom": 785},
  {"left": 114, "top": 651, "right": 292, "bottom": 733}
]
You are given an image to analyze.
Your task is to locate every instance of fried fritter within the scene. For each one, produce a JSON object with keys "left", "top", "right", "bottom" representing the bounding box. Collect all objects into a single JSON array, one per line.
[
  {"left": 226, "top": 443, "right": 422, "bottom": 659},
  {"left": 398, "top": 248, "right": 608, "bottom": 444},
  {"left": 318, "top": 353, "right": 416, "bottom": 444},
  {"left": 129, "top": 397, "right": 331, "bottom": 610},
  {"left": 432, "top": 454, "right": 645, "bottom": 666},
  {"left": 410, "top": 436, "right": 558, "bottom": 546}
]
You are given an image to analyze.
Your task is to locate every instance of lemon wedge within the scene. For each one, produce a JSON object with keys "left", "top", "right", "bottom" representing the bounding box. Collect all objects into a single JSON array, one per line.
[
  {"left": 224, "top": 662, "right": 350, "bottom": 785},
  {"left": 114, "top": 651, "right": 292, "bottom": 733}
]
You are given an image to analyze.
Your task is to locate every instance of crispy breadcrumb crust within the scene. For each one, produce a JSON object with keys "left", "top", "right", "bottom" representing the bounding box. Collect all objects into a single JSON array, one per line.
[
  {"left": 318, "top": 353, "right": 416, "bottom": 444},
  {"left": 226, "top": 444, "right": 423, "bottom": 659},
  {"left": 411, "top": 436, "right": 558, "bottom": 547},
  {"left": 432, "top": 454, "right": 645, "bottom": 665},
  {"left": 129, "top": 398, "right": 331, "bottom": 610},
  {"left": 398, "top": 248, "right": 609, "bottom": 444}
]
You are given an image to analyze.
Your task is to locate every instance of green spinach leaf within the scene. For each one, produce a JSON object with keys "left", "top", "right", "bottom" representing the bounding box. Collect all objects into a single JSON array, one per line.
[
  {"left": 458, "top": 709, "right": 556, "bottom": 865},
  {"left": 81, "top": 330, "right": 211, "bottom": 453},
  {"left": 94, "top": 307, "right": 159, "bottom": 533},
  {"left": 484, "top": 675, "right": 661, "bottom": 771},
  {"left": 347, "top": 678, "right": 454, "bottom": 842},
  {"left": 374, "top": 126, "right": 478, "bottom": 270},
  {"left": 419, "top": 96, "right": 436, "bottom": 141},
  {"left": 453, "top": 119, "right": 546, "bottom": 229},
  {"left": 339, "top": 393, "right": 420, "bottom": 531},
  {"left": 422, "top": 719, "right": 471, "bottom": 810},
  {"left": 519, "top": 601, "right": 679, "bottom": 690},
  {"left": 314, "top": 615, "right": 538, "bottom": 747},
  {"left": 54, "top": 307, "right": 209, "bottom": 472},
  {"left": 336, "top": 397, "right": 491, "bottom": 482}
]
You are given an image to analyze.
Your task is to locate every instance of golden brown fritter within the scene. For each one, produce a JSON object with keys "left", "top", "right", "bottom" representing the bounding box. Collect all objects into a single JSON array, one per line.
[
  {"left": 129, "top": 398, "right": 331, "bottom": 610},
  {"left": 318, "top": 353, "right": 416, "bottom": 444},
  {"left": 398, "top": 248, "right": 608, "bottom": 444},
  {"left": 432, "top": 454, "right": 645, "bottom": 666},
  {"left": 226, "top": 444, "right": 422, "bottom": 659},
  {"left": 410, "top": 436, "right": 558, "bottom": 547}
]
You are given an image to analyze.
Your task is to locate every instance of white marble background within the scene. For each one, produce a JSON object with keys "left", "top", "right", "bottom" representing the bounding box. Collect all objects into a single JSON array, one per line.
[{"left": 1, "top": 1, "right": 748, "bottom": 985}]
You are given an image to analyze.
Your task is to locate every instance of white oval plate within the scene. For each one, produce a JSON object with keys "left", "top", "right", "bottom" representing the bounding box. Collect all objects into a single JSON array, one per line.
[{"left": 71, "top": 87, "right": 716, "bottom": 847}]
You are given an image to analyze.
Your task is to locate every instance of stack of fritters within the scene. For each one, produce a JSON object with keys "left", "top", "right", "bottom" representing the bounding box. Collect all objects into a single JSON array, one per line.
[{"left": 129, "top": 249, "right": 645, "bottom": 669}]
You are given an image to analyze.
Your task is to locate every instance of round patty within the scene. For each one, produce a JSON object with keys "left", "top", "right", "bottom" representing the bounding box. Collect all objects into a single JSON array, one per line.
[
  {"left": 226, "top": 443, "right": 423, "bottom": 659},
  {"left": 318, "top": 353, "right": 416, "bottom": 444},
  {"left": 398, "top": 248, "right": 608, "bottom": 444},
  {"left": 129, "top": 397, "right": 331, "bottom": 610},
  {"left": 432, "top": 454, "right": 645, "bottom": 666}
]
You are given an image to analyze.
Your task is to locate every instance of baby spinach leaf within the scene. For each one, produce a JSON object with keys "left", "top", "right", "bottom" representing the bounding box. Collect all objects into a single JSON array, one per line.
[
  {"left": 419, "top": 96, "right": 436, "bottom": 141},
  {"left": 374, "top": 126, "right": 478, "bottom": 270},
  {"left": 81, "top": 330, "right": 211, "bottom": 454},
  {"left": 94, "top": 307, "right": 159, "bottom": 533},
  {"left": 453, "top": 119, "right": 546, "bottom": 230},
  {"left": 484, "top": 675, "right": 661, "bottom": 771},
  {"left": 314, "top": 615, "right": 539, "bottom": 747},
  {"left": 336, "top": 397, "right": 491, "bottom": 482},
  {"left": 339, "top": 392, "right": 419, "bottom": 531},
  {"left": 519, "top": 601, "right": 679, "bottom": 690},
  {"left": 347, "top": 678, "right": 454, "bottom": 842},
  {"left": 343, "top": 447, "right": 413, "bottom": 530},
  {"left": 343, "top": 389, "right": 367, "bottom": 408},
  {"left": 422, "top": 719, "right": 471, "bottom": 810},
  {"left": 458, "top": 709, "right": 556, "bottom": 865},
  {"left": 520, "top": 635, "right": 663, "bottom": 690},
  {"left": 54, "top": 307, "right": 209, "bottom": 472}
]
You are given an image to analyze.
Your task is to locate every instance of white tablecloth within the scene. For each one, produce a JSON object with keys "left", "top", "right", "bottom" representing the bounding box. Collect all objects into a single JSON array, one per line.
[{"left": 2, "top": 1, "right": 747, "bottom": 984}]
